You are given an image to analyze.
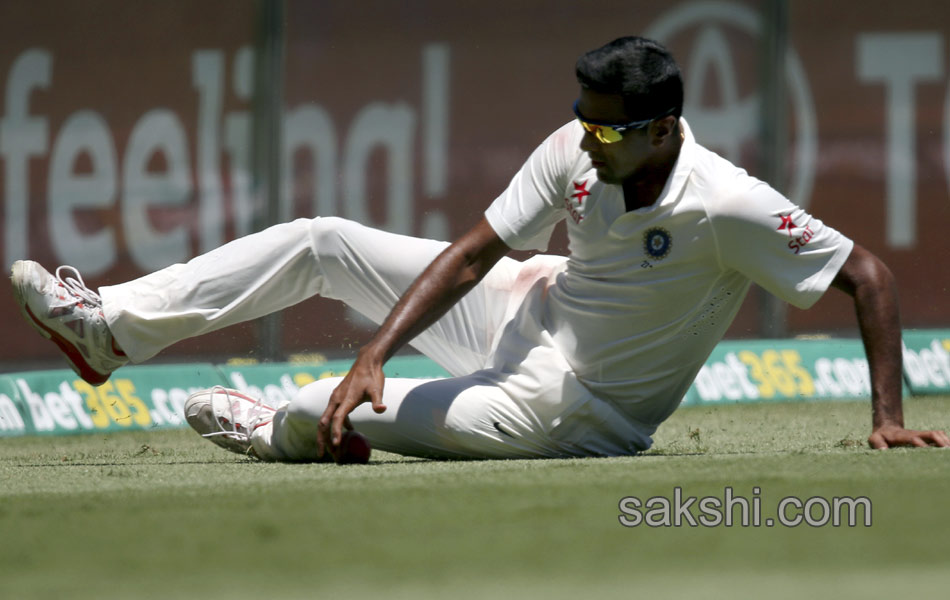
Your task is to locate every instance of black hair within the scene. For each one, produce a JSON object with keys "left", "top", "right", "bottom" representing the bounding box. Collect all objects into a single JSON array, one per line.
[{"left": 575, "top": 36, "right": 684, "bottom": 121}]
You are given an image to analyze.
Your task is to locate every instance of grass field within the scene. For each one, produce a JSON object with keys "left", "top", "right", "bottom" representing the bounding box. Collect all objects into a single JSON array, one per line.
[{"left": 2, "top": 396, "right": 949, "bottom": 600}]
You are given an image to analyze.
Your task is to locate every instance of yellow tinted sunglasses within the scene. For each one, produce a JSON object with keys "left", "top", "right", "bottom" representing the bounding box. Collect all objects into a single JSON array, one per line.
[{"left": 573, "top": 100, "right": 674, "bottom": 144}]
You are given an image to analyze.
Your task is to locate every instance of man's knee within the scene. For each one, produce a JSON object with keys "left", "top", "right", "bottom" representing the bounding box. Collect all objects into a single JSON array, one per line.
[
  {"left": 309, "top": 216, "right": 361, "bottom": 260},
  {"left": 288, "top": 377, "right": 340, "bottom": 422}
]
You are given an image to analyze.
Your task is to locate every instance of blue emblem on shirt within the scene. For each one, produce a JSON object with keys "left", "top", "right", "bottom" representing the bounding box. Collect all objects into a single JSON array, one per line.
[{"left": 644, "top": 227, "right": 672, "bottom": 259}]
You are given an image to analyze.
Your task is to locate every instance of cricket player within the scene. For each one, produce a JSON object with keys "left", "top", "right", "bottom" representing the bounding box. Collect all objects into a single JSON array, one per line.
[{"left": 11, "top": 36, "right": 949, "bottom": 460}]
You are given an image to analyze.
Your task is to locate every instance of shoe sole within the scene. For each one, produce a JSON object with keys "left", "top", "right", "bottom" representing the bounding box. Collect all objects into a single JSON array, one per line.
[{"left": 10, "top": 262, "right": 110, "bottom": 386}]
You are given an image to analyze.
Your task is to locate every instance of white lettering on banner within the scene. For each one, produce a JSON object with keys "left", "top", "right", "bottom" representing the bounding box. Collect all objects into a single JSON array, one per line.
[
  {"left": 692, "top": 352, "right": 759, "bottom": 402},
  {"left": 693, "top": 350, "right": 872, "bottom": 402},
  {"left": 283, "top": 104, "right": 338, "bottom": 222},
  {"left": 194, "top": 51, "right": 225, "bottom": 253},
  {"left": 647, "top": 3, "right": 950, "bottom": 250},
  {"left": 227, "top": 371, "right": 302, "bottom": 407},
  {"left": 44, "top": 389, "right": 78, "bottom": 429},
  {"left": 229, "top": 371, "right": 262, "bottom": 402},
  {"left": 421, "top": 44, "right": 451, "bottom": 240},
  {"left": 684, "top": 25, "right": 752, "bottom": 165},
  {"left": 0, "top": 394, "right": 26, "bottom": 432},
  {"left": 225, "top": 47, "right": 254, "bottom": 237},
  {"left": 122, "top": 110, "right": 191, "bottom": 271},
  {"left": 724, "top": 352, "right": 760, "bottom": 398},
  {"left": 48, "top": 111, "right": 117, "bottom": 275},
  {"left": 58, "top": 381, "right": 95, "bottom": 429},
  {"left": 19, "top": 379, "right": 52, "bottom": 431},
  {"left": 343, "top": 103, "right": 415, "bottom": 234},
  {"left": 903, "top": 340, "right": 950, "bottom": 389},
  {"left": 646, "top": 2, "right": 818, "bottom": 210},
  {"left": 170, "top": 387, "right": 195, "bottom": 423},
  {"left": 1, "top": 376, "right": 326, "bottom": 434},
  {"left": 15, "top": 378, "right": 94, "bottom": 432},
  {"left": 857, "top": 33, "right": 943, "bottom": 249},
  {"left": 813, "top": 358, "right": 841, "bottom": 397},
  {"left": 1, "top": 49, "right": 51, "bottom": 265},
  {"left": 711, "top": 361, "right": 742, "bottom": 400},
  {"left": 0, "top": 43, "right": 450, "bottom": 272},
  {"left": 693, "top": 365, "right": 719, "bottom": 400},
  {"left": 150, "top": 387, "right": 204, "bottom": 426},
  {"left": 150, "top": 389, "right": 172, "bottom": 425},
  {"left": 834, "top": 357, "right": 869, "bottom": 396},
  {"left": 280, "top": 374, "right": 302, "bottom": 400},
  {"left": 9, "top": 376, "right": 215, "bottom": 433},
  {"left": 812, "top": 358, "right": 871, "bottom": 398}
]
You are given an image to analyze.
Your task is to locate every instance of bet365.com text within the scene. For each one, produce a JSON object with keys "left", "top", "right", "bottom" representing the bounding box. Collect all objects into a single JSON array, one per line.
[{"left": 618, "top": 487, "right": 871, "bottom": 528}]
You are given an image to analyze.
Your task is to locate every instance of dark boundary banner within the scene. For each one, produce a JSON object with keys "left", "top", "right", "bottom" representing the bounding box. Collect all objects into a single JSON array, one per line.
[
  {"left": 0, "top": 331, "right": 946, "bottom": 438},
  {"left": 3, "top": 0, "right": 950, "bottom": 369}
]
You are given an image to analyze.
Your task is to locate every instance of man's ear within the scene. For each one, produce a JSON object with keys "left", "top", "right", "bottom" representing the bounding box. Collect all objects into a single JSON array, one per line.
[{"left": 650, "top": 116, "right": 678, "bottom": 145}]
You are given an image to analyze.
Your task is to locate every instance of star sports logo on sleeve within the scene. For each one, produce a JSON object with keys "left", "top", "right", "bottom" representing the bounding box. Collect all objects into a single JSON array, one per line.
[
  {"left": 778, "top": 213, "right": 814, "bottom": 254},
  {"left": 563, "top": 180, "right": 590, "bottom": 224}
]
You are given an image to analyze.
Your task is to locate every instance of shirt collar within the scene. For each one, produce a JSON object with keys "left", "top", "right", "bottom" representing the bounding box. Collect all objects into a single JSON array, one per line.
[
  {"left": 606, "top": 116, "right": 696, "bottom": 217},
  {"left": 650, "top": 116, "right": 695, "bottom": 211}
]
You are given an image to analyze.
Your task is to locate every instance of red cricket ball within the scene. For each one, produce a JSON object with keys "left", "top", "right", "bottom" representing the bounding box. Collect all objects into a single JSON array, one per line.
[{"left": 336, "top": 430, "right": 372, "bottom": 464}]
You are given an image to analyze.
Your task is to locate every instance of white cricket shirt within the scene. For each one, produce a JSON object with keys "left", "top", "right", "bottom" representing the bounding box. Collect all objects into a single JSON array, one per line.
[{"left": 485, "top": 119, "right": 853, "bottom": 429}]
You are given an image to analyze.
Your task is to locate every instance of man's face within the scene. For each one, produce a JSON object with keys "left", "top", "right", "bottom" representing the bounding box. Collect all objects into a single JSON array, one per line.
[{"left": 575, "top": 89, "right": 656, "bottom": 185}]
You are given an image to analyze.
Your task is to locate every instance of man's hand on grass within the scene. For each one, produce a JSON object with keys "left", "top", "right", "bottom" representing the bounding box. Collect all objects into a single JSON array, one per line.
[{"left": 868, "top": 424, "right": 950, "bottom": 449}]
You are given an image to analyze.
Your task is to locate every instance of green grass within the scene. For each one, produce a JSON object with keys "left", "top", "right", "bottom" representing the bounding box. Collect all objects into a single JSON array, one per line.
[{"left": 1, "top": 397, "right": 949, "bottom": 600}]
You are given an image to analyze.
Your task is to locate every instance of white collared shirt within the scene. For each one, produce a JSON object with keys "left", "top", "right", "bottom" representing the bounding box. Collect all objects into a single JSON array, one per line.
[{"left": 485, "top": 118, "right": 853, "bottom": 428}]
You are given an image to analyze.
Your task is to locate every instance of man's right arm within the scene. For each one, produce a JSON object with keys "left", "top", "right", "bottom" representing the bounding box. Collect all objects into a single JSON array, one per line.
[{"left": 317, "top": 216, "right": 511, "bottom": 455}]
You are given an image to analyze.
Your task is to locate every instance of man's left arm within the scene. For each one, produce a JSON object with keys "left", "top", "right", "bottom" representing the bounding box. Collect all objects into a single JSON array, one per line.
[{"left": 831, "top": 243, "right": 950, "bottom": 449}]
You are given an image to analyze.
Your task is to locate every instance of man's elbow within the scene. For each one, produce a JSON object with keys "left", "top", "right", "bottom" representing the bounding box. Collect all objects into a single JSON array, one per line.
[{"left": 832, "top": 243, "right": 896, "bottom": 298}]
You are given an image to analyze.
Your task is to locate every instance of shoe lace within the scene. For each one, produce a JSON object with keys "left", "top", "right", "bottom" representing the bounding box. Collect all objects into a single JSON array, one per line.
[
  {"left": 201, "top": 386, "right": 270, "bottom": 446},
  {"left": 54, "top": 265, "right": 103, "bottom": 307}
]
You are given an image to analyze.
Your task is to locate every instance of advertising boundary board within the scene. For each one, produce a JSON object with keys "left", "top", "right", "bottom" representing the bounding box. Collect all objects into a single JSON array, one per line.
[
  {"left": 0, "top": 332, "right": 946, "bottom": 438},
  {"left": 900, "top": 329, "right": 950, "bottom": 396}
]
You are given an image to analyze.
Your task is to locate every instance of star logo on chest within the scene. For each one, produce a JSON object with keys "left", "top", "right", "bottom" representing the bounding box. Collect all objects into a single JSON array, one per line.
[
  {"left": 563, "top": 180, "right": 592, "bottom": 224},
  {"left": 570, "top": 180, "right": 591, "bottom": 205}
]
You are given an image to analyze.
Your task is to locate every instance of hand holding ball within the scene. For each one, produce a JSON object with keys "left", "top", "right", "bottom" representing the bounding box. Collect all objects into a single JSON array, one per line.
[{"left": 335, "top": 430, "right": 372, "bottom": 464}]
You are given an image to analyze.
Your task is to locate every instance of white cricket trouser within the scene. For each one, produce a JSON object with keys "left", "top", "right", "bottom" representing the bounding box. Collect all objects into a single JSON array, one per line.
[{"left": 100, "top": 217, "right": 650, "bottom": 459}]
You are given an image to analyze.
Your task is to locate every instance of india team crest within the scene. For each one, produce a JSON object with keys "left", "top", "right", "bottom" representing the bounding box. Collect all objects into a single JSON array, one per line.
[{"left": 644, "top": 227, "right": 672, "bottom": 259}]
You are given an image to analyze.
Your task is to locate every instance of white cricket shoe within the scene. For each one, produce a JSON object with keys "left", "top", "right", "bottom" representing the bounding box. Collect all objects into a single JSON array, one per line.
[
  {"left": 10, "top": 260, "right": 128, "bottom": 385},
  {"left": 185, "top": 387, "right": 277, "bottom": 457}
]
